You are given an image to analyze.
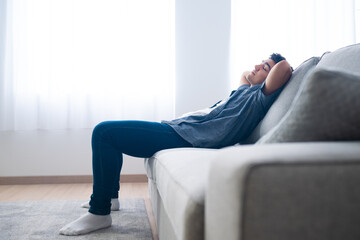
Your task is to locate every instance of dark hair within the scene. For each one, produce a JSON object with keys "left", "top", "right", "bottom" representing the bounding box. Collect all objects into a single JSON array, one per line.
[
  {"left": 270, "top": 53, "right": 294, "bottom": 71},
  {"left": 269, "top": 53, "right": 286, "bottom": 64}
]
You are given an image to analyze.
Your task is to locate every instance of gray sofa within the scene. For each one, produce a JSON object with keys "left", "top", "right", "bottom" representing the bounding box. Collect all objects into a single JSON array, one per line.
[{"left": 144, "top": 43, "right": 360, "bottom": 240}]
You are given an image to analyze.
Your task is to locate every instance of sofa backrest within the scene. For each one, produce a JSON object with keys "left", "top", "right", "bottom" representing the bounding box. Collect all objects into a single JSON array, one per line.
[
  {"left": 242, "top": 56, "right": 320, "bottom": 144},
  {"left": 243, "top": 43, "right": 360, "bottom": 144}
]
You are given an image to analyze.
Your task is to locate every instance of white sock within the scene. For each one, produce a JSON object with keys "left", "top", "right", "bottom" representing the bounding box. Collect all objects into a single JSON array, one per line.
[
  {"left": 81, "top": 198, "right": 120, "bottom": 211},
  {"left": 59, "top": 212, "right": 112, "bottom": 236}
]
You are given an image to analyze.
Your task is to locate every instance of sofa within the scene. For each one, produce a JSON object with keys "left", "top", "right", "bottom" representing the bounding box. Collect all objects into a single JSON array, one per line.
[{"left": 144, "top": 43, "right": 360, "bottom": 240}]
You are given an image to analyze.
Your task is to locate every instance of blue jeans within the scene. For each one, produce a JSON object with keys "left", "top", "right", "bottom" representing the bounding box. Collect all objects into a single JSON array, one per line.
[{"left": 89, "top": 120, "right": 192, "bottom": 215}]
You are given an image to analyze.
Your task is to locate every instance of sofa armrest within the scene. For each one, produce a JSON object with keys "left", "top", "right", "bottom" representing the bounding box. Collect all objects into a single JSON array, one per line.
[{"left": 205, "top": 142, "right": 360, "bottom": 240}]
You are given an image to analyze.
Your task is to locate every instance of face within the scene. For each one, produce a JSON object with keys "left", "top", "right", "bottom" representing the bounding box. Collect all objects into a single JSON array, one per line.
[{"left": 246, "top": 59, "right": 276, "bottom": 86}]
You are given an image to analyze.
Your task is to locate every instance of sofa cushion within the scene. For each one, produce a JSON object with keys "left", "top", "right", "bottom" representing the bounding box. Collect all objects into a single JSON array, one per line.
[
  {"left": 316, "top": 43, "right": 360, "bottom": 74},
  {"left": 257, "top": 68, "right": 360, "bottom": 143},
  {"left": 145, "top": 147, "right": 218, "bottom": 240},
  {"left": 243, "top": 56, "right": 320, "bottom": 144}
]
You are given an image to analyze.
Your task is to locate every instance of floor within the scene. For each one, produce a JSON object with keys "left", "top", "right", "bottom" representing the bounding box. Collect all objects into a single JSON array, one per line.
[{"left": 0, "top": 182, "right": 158, "bottom": 240}]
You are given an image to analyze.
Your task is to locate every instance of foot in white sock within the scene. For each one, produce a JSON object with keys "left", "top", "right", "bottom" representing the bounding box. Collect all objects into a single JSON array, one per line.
[
  {"left": 81, "top": 198, "right": 120, "bottom": 211},
  {"left": 59, "top": 212, "right": 112, "bottom": 236}
]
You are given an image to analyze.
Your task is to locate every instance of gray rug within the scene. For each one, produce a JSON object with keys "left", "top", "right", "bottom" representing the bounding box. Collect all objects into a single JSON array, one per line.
[{"left": 0, "top": 198, "right": 153, "bottom": 240}]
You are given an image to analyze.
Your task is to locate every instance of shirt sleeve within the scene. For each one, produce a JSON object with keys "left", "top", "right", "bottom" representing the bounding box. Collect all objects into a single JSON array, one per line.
[{"left": 258, "top": 81, "right": 284, "bottom": 110}]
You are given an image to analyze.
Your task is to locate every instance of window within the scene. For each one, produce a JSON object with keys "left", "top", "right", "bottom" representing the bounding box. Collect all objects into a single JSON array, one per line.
[{"left": 1, "top": 0, "right": 175, "bottom": 130}]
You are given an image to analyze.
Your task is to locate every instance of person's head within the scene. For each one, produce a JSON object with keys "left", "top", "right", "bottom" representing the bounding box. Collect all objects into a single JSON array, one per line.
[{"left": 246, "top": 53, "right": 286, "bottom": 86}]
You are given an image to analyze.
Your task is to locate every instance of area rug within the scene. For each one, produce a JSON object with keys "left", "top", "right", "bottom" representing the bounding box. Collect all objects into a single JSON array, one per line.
[{"left": 0, "top": 198, "right": 153, "bottom": 240}]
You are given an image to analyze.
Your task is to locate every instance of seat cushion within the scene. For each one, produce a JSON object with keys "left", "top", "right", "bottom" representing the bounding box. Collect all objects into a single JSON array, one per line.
[
  {"left": 145, "top": 147, "right": 219, "bottom": 240},
  {"left": 243, "top": 56, "right": 320, "bottom": 144}
]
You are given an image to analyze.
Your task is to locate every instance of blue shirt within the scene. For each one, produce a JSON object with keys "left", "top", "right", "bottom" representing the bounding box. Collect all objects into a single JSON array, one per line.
[{"left": 162, "top": 82, "right": 283, "bottom": 148}]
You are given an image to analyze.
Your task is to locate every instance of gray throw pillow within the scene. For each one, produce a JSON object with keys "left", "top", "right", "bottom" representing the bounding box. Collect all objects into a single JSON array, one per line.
[
  {"left": 257, "top": 68, "right": 360, "bottom": 143},
  {"left": 316, "top": 43, "right": 360, "bottom": 75}
]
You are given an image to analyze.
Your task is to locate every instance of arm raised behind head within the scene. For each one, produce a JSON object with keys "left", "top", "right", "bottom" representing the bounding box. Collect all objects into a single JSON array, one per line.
[{"left": 262, "top": 60, "right": 292, "bottom": 95}]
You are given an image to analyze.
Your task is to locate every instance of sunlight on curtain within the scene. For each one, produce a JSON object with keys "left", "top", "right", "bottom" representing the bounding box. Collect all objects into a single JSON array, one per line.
[
  {"left": 1, "top": 0, "right": 175, "bottom": 130},
  {"left": 230, "top": 0, "right": 356, "bottom": 89},
  {"left": 356, "top": 0, "right": 360, "bottom": 42}
]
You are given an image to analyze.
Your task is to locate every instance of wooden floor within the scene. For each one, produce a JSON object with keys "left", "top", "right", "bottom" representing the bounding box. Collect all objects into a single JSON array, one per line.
[{"left": 0, "top": 182, "right": 158, "bottom": 240}]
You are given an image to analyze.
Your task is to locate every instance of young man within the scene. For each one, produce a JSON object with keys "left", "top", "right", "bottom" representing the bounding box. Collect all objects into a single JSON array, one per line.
[{"left": 59, "top": 53, "right": 292, "bottom": 236}]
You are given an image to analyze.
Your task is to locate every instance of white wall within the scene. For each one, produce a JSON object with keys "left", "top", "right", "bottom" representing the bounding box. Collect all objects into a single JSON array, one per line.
[
  {"left": 175, "top": 0, "right": 231, "bottom": 116},
  {"left": 0, "top": 130, "right": 144, "bottom": 176},
  {"left": 0, "top": 0, "right": 231, "bottom": 177}
]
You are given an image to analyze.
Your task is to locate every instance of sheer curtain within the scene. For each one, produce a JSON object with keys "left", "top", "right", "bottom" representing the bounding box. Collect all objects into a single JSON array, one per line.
[
  {"left": 0, "top": 0, "right": 175, "bottom": 131},
  {"left": 230, "top": 0, "right": 357, "bottom": 88}
]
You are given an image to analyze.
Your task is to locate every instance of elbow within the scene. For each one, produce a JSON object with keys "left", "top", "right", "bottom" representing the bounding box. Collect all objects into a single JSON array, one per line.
[
  {"left": 277, "top": 60, "right": 291, "bottom": 71},
  {"left": 278, "top": 60, "right": 293, "bottom": 79}
]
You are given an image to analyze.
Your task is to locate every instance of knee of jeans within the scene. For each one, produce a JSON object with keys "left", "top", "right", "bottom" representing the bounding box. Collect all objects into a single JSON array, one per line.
[{"left": 92, "top": 121, "right": 112, "bottom": 141}]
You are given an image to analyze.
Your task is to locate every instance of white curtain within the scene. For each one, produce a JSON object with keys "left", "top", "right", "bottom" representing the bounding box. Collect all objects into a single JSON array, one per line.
[
  {"left": 230, "top": 0, "right": 357, "bottom": 89},
  {"left": 0, "top": 0, "right": 175, "bottom": 131}
]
